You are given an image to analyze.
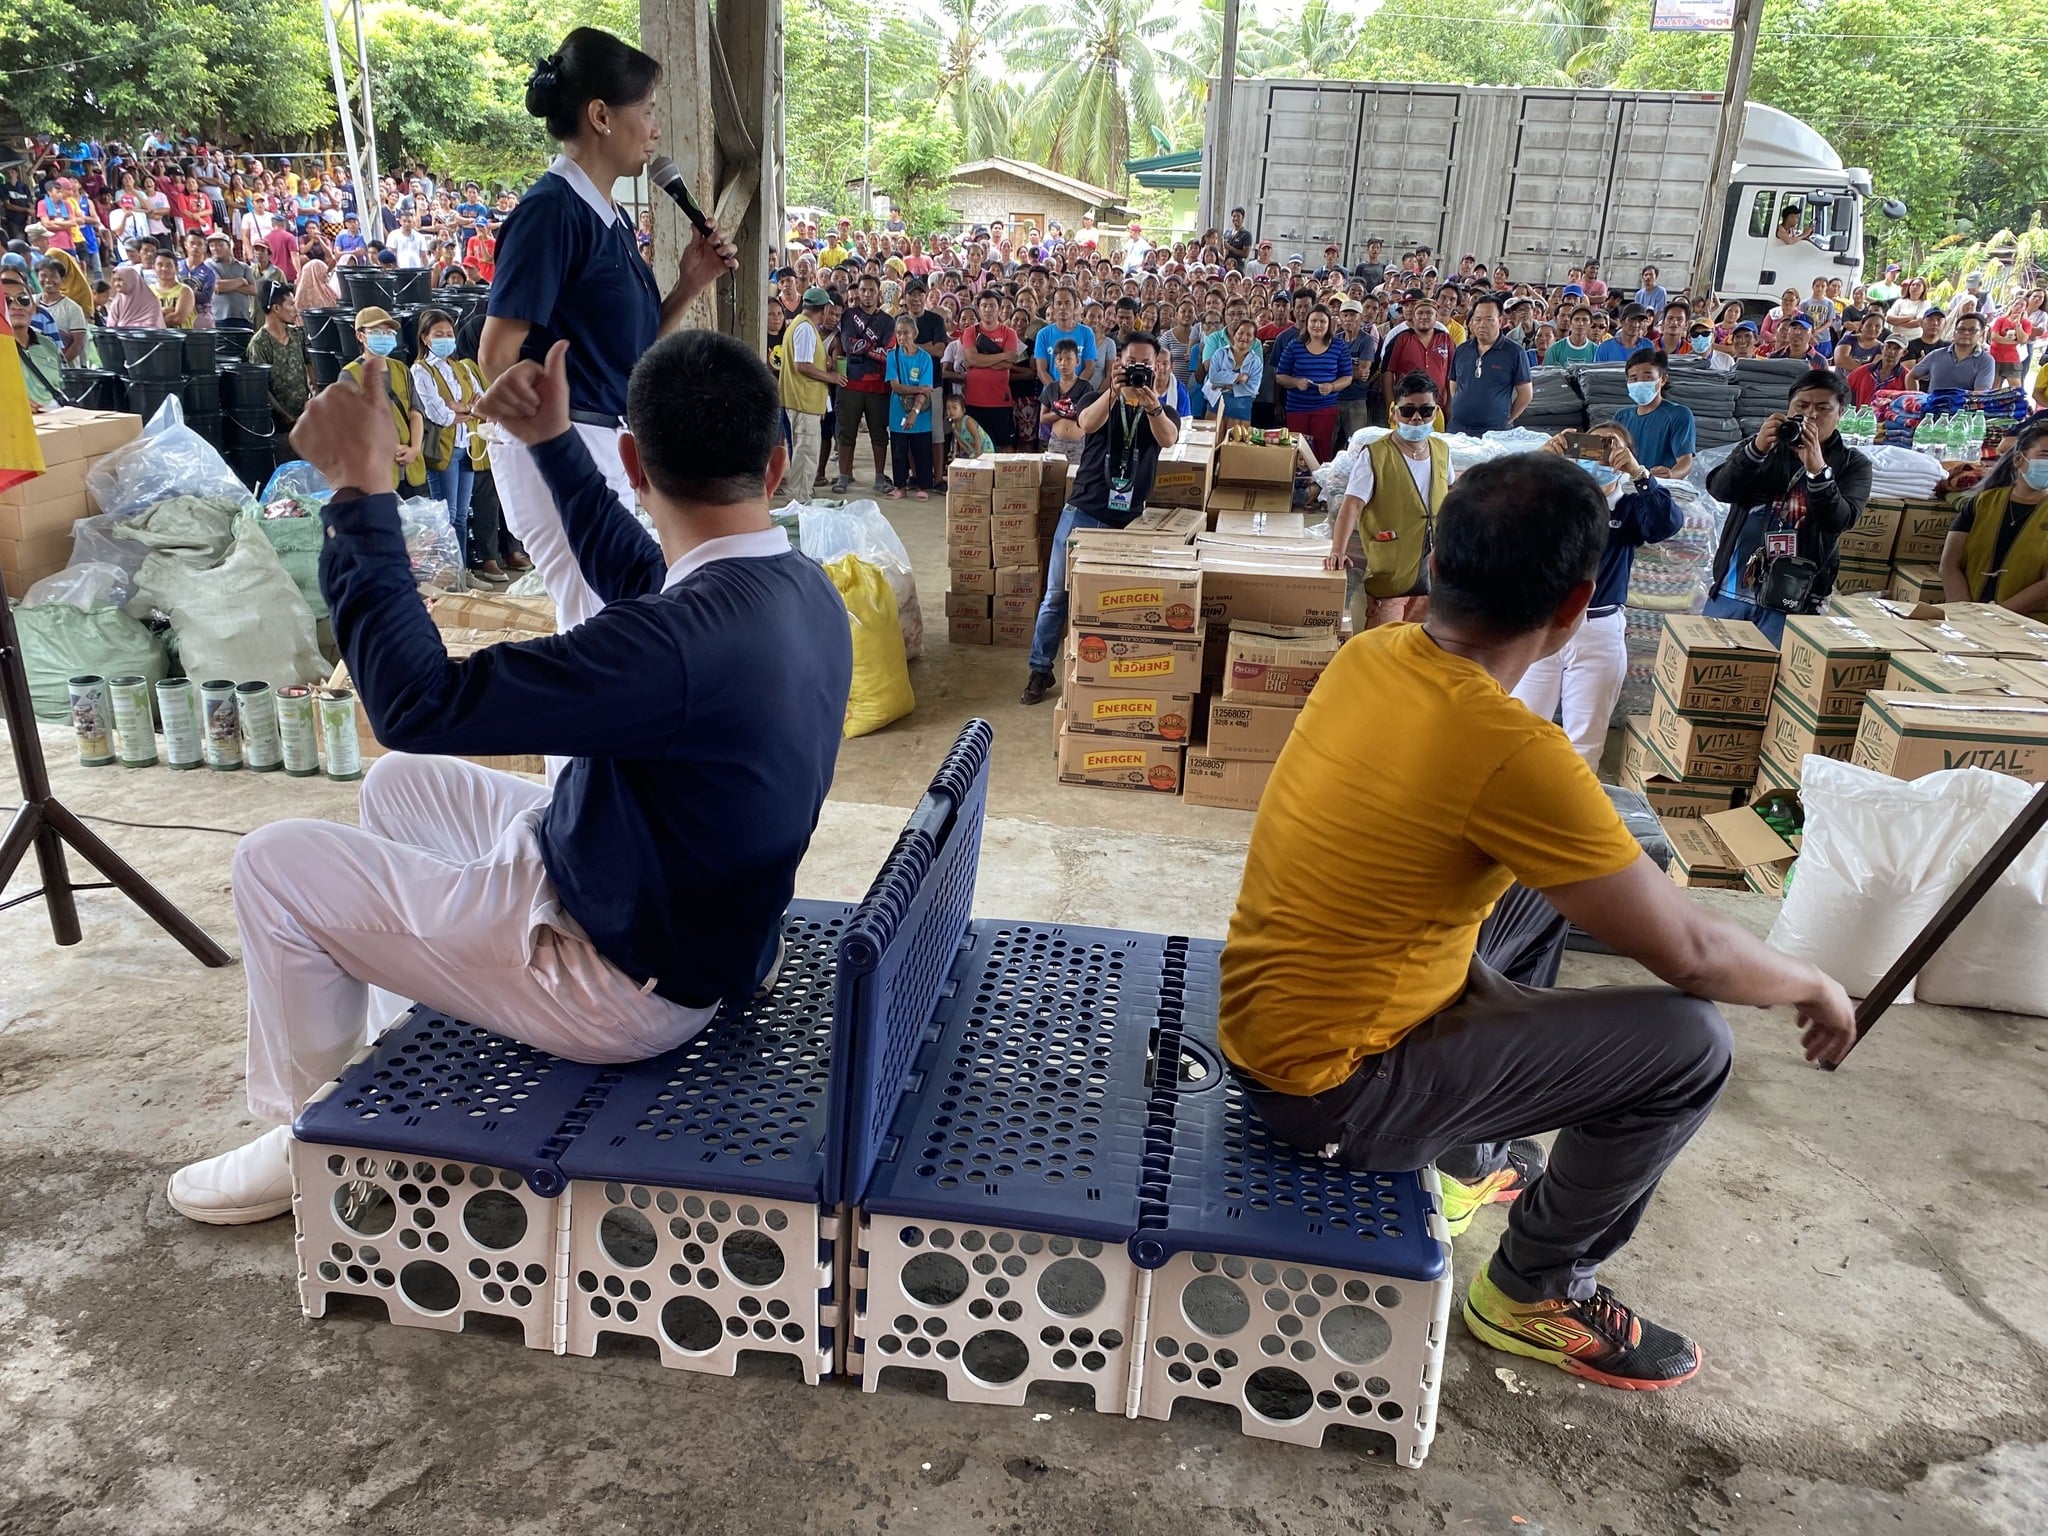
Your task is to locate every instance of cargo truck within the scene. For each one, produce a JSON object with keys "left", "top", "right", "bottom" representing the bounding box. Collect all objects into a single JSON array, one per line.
[{"left": 1201, "top": 80, "right": 1904, "bottom": 308}]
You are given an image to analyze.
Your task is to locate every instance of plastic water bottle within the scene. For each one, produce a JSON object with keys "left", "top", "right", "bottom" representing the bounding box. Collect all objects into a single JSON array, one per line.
[{"left": 1971, "top": 409, "right": 1987, "bottom": 459}]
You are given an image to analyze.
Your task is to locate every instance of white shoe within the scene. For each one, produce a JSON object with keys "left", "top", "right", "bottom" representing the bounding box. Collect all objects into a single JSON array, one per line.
[
  {"left": 753, "top": 934, "right": 788, "bottom": 1000},
  {"left": 167, "top": 1125, "right": 296, "bottom": 1225}
]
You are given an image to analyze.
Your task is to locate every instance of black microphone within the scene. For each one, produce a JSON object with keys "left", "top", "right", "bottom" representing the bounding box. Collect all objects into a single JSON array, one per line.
[{"left": 647, "top": 155, "right": 714, "bottom": 243}]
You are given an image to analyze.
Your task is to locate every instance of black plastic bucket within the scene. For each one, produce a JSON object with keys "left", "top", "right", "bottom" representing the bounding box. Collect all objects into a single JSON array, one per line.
[
  {"left": 182, "top": 329, "right": 217, "bottom": 374},
  {"left": 125, "top": 378, "right": 184, "bottom": 424},
  {"left": 218, "top": 362, "right": 272, "bottom": 418},
  {"left": 117, "top": 330, "right": 186, "bottom": 383},
  {"left": 182, "top": 371, "right": 220, "bottom": 415},
  {"left": 59, "top": 368, "right": 124, "bottom": 411}
]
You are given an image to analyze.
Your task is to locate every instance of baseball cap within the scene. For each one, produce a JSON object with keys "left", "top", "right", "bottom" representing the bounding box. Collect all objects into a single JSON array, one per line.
[
  {"left": 1733, "top": 320, "right": 1759, "bottom": 334},
  {"left": 1339, "top": 299, "right": 1364, "bottom": 313},
  {"left": 1562, "top": 284, "right": 1585, "bottom": 298},
  {"left": 1287, "top": 253, "right": 1304, "bottom": 263},
  {"left": 1924, "top": 306, "right": 1946, "bottom": 318},
  {"left": 1788, "top": 314, "right": 1813, "bottom": 328},
  {"left": 1324, "top": 243, "right": 1340, "bottom": 252},
  {"left": 802, "top": 286, "right": 832, "bottom": 305},
  {"left": 353, "top": 305, "right": 398, "bottom": 330}
]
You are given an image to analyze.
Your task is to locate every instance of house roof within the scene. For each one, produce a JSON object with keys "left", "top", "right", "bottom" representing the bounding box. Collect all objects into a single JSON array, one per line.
[{"left": 946, "top": 157, "right": 1121, "bottom": 208}]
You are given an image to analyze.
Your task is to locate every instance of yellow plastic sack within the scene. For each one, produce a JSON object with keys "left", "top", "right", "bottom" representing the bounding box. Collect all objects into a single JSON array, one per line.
[{"left": 824, "top": 552, "right": 914, "bottom": 737}]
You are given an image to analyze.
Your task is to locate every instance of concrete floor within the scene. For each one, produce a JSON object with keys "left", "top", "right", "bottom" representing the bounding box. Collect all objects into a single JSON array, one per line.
[{"left": 4, "top": 500, "right": 2047, "bottom": 1534}]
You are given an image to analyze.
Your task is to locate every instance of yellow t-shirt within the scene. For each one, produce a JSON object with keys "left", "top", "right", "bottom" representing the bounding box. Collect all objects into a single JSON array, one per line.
[
  {"left": 819, "top": 244, "right": 850, "bottom": 269},
  {"left": 1219, "top": 622, "right": 1644, "bottom": 1095},
  {"left": 1444, "top": 319, "right": 1467, "bottom": 346}
]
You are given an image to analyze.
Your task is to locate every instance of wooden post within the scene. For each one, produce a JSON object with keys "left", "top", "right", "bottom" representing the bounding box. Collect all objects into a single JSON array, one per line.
[{"left": 639, "top": 0, "right": 777, "bottom": 346}]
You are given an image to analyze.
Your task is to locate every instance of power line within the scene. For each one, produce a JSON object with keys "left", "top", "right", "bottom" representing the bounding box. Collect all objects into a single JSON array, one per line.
[{"left": 1351, "top": 4, "right": 2048, "bottom": 43}]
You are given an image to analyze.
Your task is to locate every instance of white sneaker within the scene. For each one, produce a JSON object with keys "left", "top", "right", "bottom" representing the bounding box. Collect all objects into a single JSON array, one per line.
[{"left": 167, "top": 1125, "right": 296, "bottom": 1225}]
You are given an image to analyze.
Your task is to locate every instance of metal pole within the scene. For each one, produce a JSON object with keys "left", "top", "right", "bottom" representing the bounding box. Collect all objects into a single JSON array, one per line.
[
  {"left": 352, "top": 0, "right": 381, "bottom": 203},
  {"left": 1207, "top": 0, "right": 1241, "bottom": 234},
  {"left": 1692, "top": 0, "right": 1765, "bottom": 305},
  {"left": 862, "top": 43, "right": 872, "bottom": 225},
  {"left": 321, "top": 0, "right": 363, "bottom": 204}
]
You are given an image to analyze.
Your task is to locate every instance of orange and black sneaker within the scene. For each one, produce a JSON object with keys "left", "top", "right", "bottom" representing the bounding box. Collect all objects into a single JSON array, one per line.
[
  {"left": 1437, "top": 1138, "right": 1547, "bottom": 1236},
  {"left": 1462, "top": 1267, "right": 1702, "bottom": 1390}
]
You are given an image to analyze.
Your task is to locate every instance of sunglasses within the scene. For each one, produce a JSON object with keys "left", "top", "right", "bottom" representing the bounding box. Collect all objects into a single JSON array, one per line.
[{"left": 1393, "top": 404, "right": 1435, "bottom": 420}]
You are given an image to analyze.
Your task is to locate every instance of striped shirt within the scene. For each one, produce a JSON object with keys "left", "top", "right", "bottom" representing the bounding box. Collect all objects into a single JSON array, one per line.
[{"left": 1275, "top": 336, "right": 1355, "bottom": 415}]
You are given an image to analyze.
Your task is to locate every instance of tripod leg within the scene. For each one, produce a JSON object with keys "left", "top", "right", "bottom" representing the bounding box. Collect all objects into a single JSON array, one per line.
[
  {"left": 0, "top": 799, "right": 82, "bottom": 946},
  {"left": 39, "top": 799, "right": 234, "bottom": 967}
]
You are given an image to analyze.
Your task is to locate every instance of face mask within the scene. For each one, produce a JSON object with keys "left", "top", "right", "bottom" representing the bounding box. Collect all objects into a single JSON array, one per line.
[
  {"left": 365, "top": 331, "right": 399, "bottom": 357},
  {"left": 2023, "top": 459, "right": 2048, "bottom": 492},
  {"left": 1690, "top": 335, "right": 1712, "bottom": 355},
  {"left": 428, "top": 335, "right": 456, "bottom": 358},
  {"left": 1576, "top": 458, "right": 1623, "bottom": 488},
  {"left": 1626, "top": 380, "right": 1659, "bottom": 406},
  {"left": 1395, "top": 421, "right": 1432, "bottom": 443}
]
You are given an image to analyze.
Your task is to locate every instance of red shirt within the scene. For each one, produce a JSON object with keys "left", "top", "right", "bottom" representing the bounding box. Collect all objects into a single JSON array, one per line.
[
  {"left": 1988, "top": 314, "right": 2025, "bottom": 365},
  {"left": 1383, "top": 323, "right": 1453, "bottom": 392},
  {"left": 1846, "top": 361, "right": 1905, "bottom": 406},
  {"left": 959, "top": 323, "right": 1020, "bottom": 407},
  {"left": 261, "top": 226, "right": 300, "bottom": 281}
]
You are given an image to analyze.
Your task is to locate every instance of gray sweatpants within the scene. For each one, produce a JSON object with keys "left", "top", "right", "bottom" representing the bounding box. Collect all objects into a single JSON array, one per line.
[{"left": 1240, "top": 884, "right": 1733, "bottom": 1303}]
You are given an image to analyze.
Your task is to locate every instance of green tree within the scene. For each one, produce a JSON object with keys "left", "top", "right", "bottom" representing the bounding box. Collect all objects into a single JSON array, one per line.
[
  {"left": 1529, "top": 0, "right": 1628, "bottom": 81},
  {"left": 932, "top": 0, "right": 1014, "bottom": 144},
  {"left": 874, "top": 109, "right": 958, "bottom": 232},
  {"left": 1259, "top": 0, "right": 1369, "bottom": 77},
  {"left": 783, "top": 0, "right": 935, "bottom": 212},
  {"left": 1010, "top": 0, "right": 1188, "bottom": 191}
]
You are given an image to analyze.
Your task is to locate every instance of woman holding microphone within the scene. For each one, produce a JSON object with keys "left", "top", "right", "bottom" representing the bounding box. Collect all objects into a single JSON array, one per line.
[{"left": 479, "top": 27, "right": 737, "bottom": 630}]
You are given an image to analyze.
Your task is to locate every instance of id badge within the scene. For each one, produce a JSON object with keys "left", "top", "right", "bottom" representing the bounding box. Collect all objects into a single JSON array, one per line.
[
  {"left": 1765, "top": 530, "right": 1798, "bottom": 559},
  {"left": 1107, "top": 477, "right": 1135, "bottom": 514}
]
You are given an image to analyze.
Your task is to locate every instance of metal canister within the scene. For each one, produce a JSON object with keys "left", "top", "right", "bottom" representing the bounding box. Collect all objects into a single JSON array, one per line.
[
  {"left": 107, "top": 674, "right": 158, "bottom": 767},
  {"left": 320, "top": 688, "right": 363, "bottom": 782},
  {"left": 68, "top": 675, "right": 114, "bottom": 766},
  {"left": 276, "top": 686, "right": 320, "bottom": 777},
  {"left": 235, "top": 681, "right": 284, "bottom": 771},
  {"left": 156, "top": 678, "right": 204, "bottom": 770},
  {"left": 200, "top": 679, "right": 243, "bottom": 771}
]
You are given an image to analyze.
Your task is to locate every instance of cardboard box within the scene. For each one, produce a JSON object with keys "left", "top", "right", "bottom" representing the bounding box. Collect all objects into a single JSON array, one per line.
[
  {"left": 1757, "top": 684, "right": 1858, "bottom": 784},
  {"left": 1056, "top": 728, "right": 1184, "bottom": 792},
  {"left": 944, "top": 591, "right": 991, "bottom": 620},
  {"left": 1065, "top": 629, "right": 1204, "bottom": 693},
  {"left": 1064, "top": 532, "right": 1200, "bottom": 584},
  {"left": 1205, "top": 698, "right": 1299, "bottom": 762},
  {"left": 0, "top": 493, "right": 88, "bottom": 551},
  {"left": 992, "top": 488, "right": 1038, "bottom": 518},
  {"left": 1831, "top": 558, "right": 1891, "bottom": 596},
  {"left": 1893, "top": 500, "right": 1956, "bottom": 565},
  {"left": 1203, "top": 484, "right": 1296, "bottom": 516},
  {"left": 1651, "top": 615, "right": 1777, "bottom": 722},
  {"left": 947, "top": 614, "right": 992, "bottom": 646},
  {"left": 1128, "top": 505, "right": 1206, "bottom": 539},
  {"left": 947, "top": 509, "right": 993, "bottom": 545},
  {"left": 1646, "top": 679, "right": 1765, "bottom": 783},
  {"left": 1148, "top": 441, "right": 1211, "bottom": 508},
  {"left": 947, "top": 459, "right": 994, "bottom": 494},
  {"left": 1184, "top": 753, "right": 1276, "bottom": 811},
  {"left": 1852, "top": 691, "right": 2048, "bottom": 782},
  {"left": 989, "top": 536, "right": 1035, "bottom": 568},
  {"left": 1888, "top": 563, "right": 1945, "bottom": 605},
  {"left": 1882, "top": 650, "right": 2043, "bottom": 697},
  {"left": 1212, "top": 509, "right": 1308, "bottom": 539},
  {"left": 992, "top": 592, "right": 1037, "bottom": 623},
  {"left": 1826, "top": 591, "right": 1939, "bottom": 625},
  {"left": 0, "top": 525, "right": 82, "bottom": 576},
  {"left": 1776, "top": 614, "right": 1923, "bottom": 722},
  {"left": 331, "top": 629, "right": 545, "bottom": 774},
  {"left": 1197, "top": 556, "right": 1347, "bottom": 630},
  {"left": 52, "top": 407, "right": 143, "bottom": 459},
  {"left": 1221, "top": 622, "right": 1339, "bottom": 706},
  {"left": 1940, "top": 615, "right": 2048, "bottom": 663},
  {"left": 1619, "top": 719, "right": 1738, "bottom": 817},
  {"left": 1662, "top": 815, "right": 1751, "bottom": 889},
  {"left": 1062, "top": 683, "right": 1197, "bottom": 741},
  {"left": 947, "top": 541, "right": 993, "bottom": 572},
  {"left": 992, "top": 509, "right": 1039, "bottom": 541},
  {"left": 1067, "top": 559, "right": 1203, "bottom": 634},
  {"left": 425, "top": 589, "right": 557, "bottom": 635},
  {"left": 993, "top": 565, "right": 1042, "bottom": 597},
  {"left": 1213, "top": 441, "right": 1296, "bottom": 487},
  {"left": 991, "top": 454, "right": 1044, "bottom": 490},
  {"left": 1835, "top": 498, "right": 1905, "bottom": 564},
  {"left": 991, "top": 617, "right": 1033, "bottom": 648},
  {"left": 1697, "top": 805, "right": 1801, "bottom": 896},
  {"left": 949, "top": 566, "right": 997, "bottom": 595}
]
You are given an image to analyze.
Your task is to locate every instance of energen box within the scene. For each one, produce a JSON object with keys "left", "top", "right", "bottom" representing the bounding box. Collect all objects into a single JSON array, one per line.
[
  {"left": 1651, "top": 616, "right": 1777, "bottom": 721},
  {"left": 1066, "top": 559, "right": 1203, "bottom": 634},
  {"left": 1065, "top": 629, "right": 1204, "bottom": 693},
  {"left": 1221, "top": 622, "right": 1339, "bottom": 706},
  {"left": 1056, "top": 728, "right": 1184, "bottom": 792},
  {"left": 1646, "top": 678, "right": 1765, "bottom": 783},
  {"left": 1776, "top": 614, "right": 1926, "bottom": 722},
  {"left": 1852, "top": 692, "right": 2048, "bottom": 782},
  {"left": 1061, "top": 684, "right": 1197, "bottom": 742}
]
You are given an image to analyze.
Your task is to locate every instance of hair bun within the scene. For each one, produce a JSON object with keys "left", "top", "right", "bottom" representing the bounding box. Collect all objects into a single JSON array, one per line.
[{"left": 524, "top": 54, "right": 565, "bottom": 117}]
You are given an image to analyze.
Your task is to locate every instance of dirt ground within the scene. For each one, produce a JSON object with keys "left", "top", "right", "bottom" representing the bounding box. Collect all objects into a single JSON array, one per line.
[{"left": 3, "top": 501, "right": 2046, "bottom": 1533}]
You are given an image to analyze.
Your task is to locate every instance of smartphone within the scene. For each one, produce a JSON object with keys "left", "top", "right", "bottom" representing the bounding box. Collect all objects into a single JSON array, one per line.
[{"left": 1563, "top": 431, "right": 1612, "bottom": 465}]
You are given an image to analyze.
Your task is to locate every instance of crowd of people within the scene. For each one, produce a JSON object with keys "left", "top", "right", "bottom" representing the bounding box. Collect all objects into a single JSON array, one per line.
[{"left": 764, "top": 211, "right": 2048, "bottom": 500}]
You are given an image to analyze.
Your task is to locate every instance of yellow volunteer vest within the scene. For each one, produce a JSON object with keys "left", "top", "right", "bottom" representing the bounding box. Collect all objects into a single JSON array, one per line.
[
  {"left": 779, "top": 315, "right": 830, "bottom": 418},
  {"left": 1360, "top": 434, "right": 1451, "bottom": 599},
  {"left": 1959, "top": 486, "right": 2048, "bottom": 621},
  {"left": 418, "top": 356, "right": 490, "bottom": 472},
  {"left": 343, "top": 356, "right": 427, "bottom": 488}
]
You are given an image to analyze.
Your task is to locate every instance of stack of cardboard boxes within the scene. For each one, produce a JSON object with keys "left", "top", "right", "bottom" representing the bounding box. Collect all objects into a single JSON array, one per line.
[
  {"left": 1054, "top": 546, "right": 1203, "bottom": 792},
  {"left": 2, "top": 408, "right": 145, "bottom": 599},
  {"left": 944, "top": 453, "right": 1066, "bottom": 648},
  {"left": 1830, "top": 496, "right": 1957, "bottom": 605},
  {"left": 1185, "top": 622, "right": 1338, "bottom": 809},
  {"left": 1622, "top": 617, "right": 1779, "bottom": 819}
]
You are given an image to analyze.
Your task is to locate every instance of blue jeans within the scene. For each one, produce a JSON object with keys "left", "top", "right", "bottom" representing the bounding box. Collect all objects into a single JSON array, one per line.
[
  {"left": 1028, "top": 504, "right": 1110, "bottom": 673},
  {"left": 428, "top": 459, "right": 476, "bottom": 565},
  {"left": 1701, "top": 590, "right": 1788, "bottom": 647}
]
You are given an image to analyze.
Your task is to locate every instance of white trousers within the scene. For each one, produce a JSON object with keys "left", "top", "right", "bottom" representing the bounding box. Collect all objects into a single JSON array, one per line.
[
  {"left": 236, "top": 752, "right": 713, "bottom": 1125},
  {"left": 1512, "top": 609, "right": 1629, "bottom": 772},
  {"left": 492, "top": 420, "right": 637, "bottom": 635},
  {"left": 784, "top": 409, "right": 823, "bottom": 501}
]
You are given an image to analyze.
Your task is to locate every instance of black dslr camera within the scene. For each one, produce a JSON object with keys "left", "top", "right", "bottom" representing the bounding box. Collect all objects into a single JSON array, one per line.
[{"left": 1121, "top": 360, "right": 1155, "bottom": 391}]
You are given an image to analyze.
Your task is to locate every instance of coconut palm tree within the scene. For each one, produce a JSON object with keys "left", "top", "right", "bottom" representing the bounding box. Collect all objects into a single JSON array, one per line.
[
  {"left": 933, "top": 0, "right": 1016, "bottom": 143},
  {"left": 1009, "top": 0, "right": 1190, "bottom": 191},
  {"left": 964, "top": 78, "right": 1028, "bottom": 161},
  {"left": 1530, "top": 0, "right": 1627, "bottom": 81},
  {"left": 1260, "top": 0, "right": 1369, "bottom": 77}
]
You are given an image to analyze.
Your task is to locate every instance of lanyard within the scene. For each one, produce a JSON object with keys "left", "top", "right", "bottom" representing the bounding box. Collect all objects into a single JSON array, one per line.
[{"left": 1115, "top": 398, "right": 1142, "bottom": 482}]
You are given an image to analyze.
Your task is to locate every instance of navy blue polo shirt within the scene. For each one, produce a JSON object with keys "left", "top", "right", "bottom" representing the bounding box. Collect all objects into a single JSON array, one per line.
[
  {"left": 1447, "top": 336, "right": 1531, "bottom": 434},
  {"left": 487, "top": 159, "right": 661, "bottom": 419}
]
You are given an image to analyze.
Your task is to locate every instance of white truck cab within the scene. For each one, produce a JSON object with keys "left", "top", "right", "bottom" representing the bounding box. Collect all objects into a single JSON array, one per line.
[{"left": 1714, "top": 105, "right": 1882, "bottom": 311}]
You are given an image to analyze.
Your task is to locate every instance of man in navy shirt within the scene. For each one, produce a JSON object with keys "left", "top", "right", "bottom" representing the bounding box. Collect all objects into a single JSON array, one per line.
[
  {"left": 1447, "top": 295, "right": 1533, "bottom": 435},
  {"left": 166, "top": 329, "right": 853, "bottom": 1227}
]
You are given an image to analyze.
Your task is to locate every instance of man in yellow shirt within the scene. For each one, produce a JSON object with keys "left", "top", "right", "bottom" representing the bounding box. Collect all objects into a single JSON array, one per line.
[{"left": 1220, "top": 453, "right": 1855, "bottom": 1392}]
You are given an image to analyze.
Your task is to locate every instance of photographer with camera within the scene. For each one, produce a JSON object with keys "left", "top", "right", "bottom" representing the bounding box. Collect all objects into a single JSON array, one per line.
[
  {"left": 1020, "top": 336, "right": 1181, "bottom": 706},
  {"left": 1702, "top": 369, "right": 1870, "bottom": 644}
]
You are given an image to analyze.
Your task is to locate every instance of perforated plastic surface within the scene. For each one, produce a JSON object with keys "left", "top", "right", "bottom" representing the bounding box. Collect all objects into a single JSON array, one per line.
[
  {"left": 293, "top": 1011, "right": 614, "bottom": 1197},
  {"left": 1131, "top": 940, "right": 1448, "bottom": 1282},
  {"left": 861, "top": 921, "right": 1165, "bottom": 1242},
  {"left": 557, "top": 901, "right": 853, "bottom": 1202},
  {"left": 828, "top": 720, "right": 992, "bottom": 1208}
]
